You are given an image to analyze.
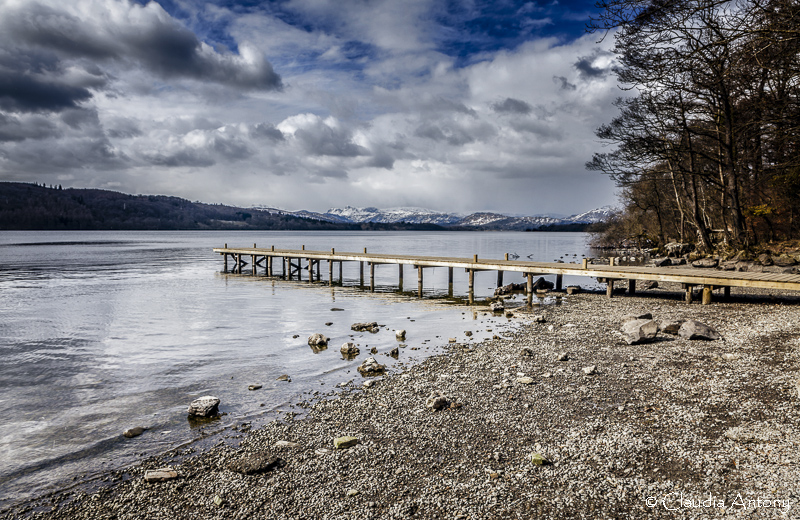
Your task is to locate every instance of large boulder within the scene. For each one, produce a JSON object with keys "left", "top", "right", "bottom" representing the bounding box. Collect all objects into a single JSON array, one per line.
[
  {"left": 187, "top": 396, "right": 220, "bottom": 417},
  {"left": 678, "top": 320, "right": 721, "bottom": 340},
  {"left": 665, "top": 242, "right": 691, "bottom": 257},
  {"left": 494, "top": 283, "right": 526, "bottom": 296},
  {"left": 659, "top": 319, "right": 686, "bottom": 335},
  {"left": 653, "top": 257, "right": 671, "bottom": 267},
  {"left": 621, "top": 319, "right": 659, "bottom": 345},
  {"left": 774, "top": 254, "right": 797, "bottom": 267},
  {"left": 757, "top": 253, "right": 773, "bottom": 266},
  {"left": 357, "top": 357, "right": 385, "bottom": 376}
]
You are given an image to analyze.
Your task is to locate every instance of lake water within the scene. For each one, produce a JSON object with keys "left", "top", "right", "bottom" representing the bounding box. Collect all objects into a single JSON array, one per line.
[{"left": 0, "top": 230, "right": 594, "bottom": 508}]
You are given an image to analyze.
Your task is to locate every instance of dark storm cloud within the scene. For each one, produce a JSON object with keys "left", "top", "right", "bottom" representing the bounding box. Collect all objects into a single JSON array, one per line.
[
  {"left": 491, "top": 97, "right": 532, "bottom": 114},
  {"left": 0, "top": 0, "right": 282, "bottom": 114},
  {"left": 0, "top": 66, "right": 94, "bottom": 113},
  {"left": 2, "top": 135, "right": 129, "bottom": 172},
  {"left": 290, "top": 119, "right": 368, "bottom": 157},
  {"left": 144, "top": 149, "right": 217, "bottom": 168},
  {"left": 251, "top": 123, "right": 285, "bottom": 141}
]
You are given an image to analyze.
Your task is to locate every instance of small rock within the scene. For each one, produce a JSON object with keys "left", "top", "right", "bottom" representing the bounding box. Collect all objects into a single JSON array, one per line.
[
  {"left": 448, "top": 338, "right": 457, "bottom": 343},
  {"left": 529, "top": 453, "right": 550, "bottom": 466},
  {"left": 642, "top": 280, "right": 659, "bottom": 290},
  {"left": 334, "top": 436, "right": 359, "bottom": 449},
  {"left": 653, "top": 257, "right": 671, "bottom": 267},
  {"left": 315, "top": 448, "right": 331, "bottom": 455},
  {"left": 582, "top": 365, "right": 597, "bottom": 375},
  {"left": 227, "top": 453, "right": 281, "bottom": 475},
  {"left": 532, "top": 315, "right": 546, "bottom": 323},
  {"left": 426, "top": 390, "right": 449, "bottom": 411},
  {"left": 490, "top": 301, "right": 505, "bottom": 312},
  {"left": 362, "top": 380, "right": 376, "bottom": 389},
  {"left": 292, "top": 334, "right": 299, "bottom": 339},
  {"left": 213, "top": 495, "right": 224, "bottom": 507},
  {"left": 357, "top": 357, "right": 386, "bottom": 376},
  {"left": 276, "top": 374, "right": 291, "bottom": 382},
  {"left": 388, "top": 347, "right": 399, "bottom": 358},
  {"left": 248, "top": 384, "right": 262, "bottom": 391},
  {"left": 505, "top": 312, "right": 514, "bottom": 318},
  {"left": 516, "top": 377, "right": 535, "bottom": 385},
  {"left": 340, "top": 342, "right": 360, "bottom": 358},
  {"left": 144, "top": 468, "right": 178, "bottom": 482},
  {"left": 520, "top": 347, "right": 534, "bottom": 357},
  {"left": 691, "top": 258, "right": 719, "bottom": 268},
  {"left": 274, "top": 440, "right": 301, "bottom": 448},
  {"left": 395, "top": 329, "right": 406, "bottom": 340},
  {"left": 187, "top": 396, "right": 220, "bottom": 418},
  {"left": 757, "top": 253, "right": 773, "bottom": 266},
  {"left": 331, "top": 308, "right": 345, "bottom": 311},
  {"left": 123, "top": 426, "right": 146, "bottom": 438},
  {"left": 678, "top": 320, "right": 721, "bottom": 340},
  {"left": 347, "top": 489, "right": 360, "bottom": 497},
  {"left": 565, "top": 286, "right": 581, "bottom": 295},
  {"left": 370, "top": 347, "right": 378, "bottom": 354},
  {"left": 325, "top": 322, "right": 333, "bottom": 326},
  {"left": 464, "top": 331, "right": 473, "bottom": 337},
  {"left": 308, "top": 333, "right": 329, "bottom": 347},
  {"left": 556, "top": 352, "right": 569, "bottom": 362},
  {"left": 721, "top": 353, "right": 741, "bottom": 361}
]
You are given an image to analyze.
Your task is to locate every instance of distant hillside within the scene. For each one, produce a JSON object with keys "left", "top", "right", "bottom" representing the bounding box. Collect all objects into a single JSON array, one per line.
[{"left": 0, "top": 183, "right": 445, "bottom": 231}]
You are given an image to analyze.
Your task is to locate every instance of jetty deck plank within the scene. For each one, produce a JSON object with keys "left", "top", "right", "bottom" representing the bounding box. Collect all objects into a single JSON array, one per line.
[{"left": 213, "top": 247, "right": 800, "bottom": 295}]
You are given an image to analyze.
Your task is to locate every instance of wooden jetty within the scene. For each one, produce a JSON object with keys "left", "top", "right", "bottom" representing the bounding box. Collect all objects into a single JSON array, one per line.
[{"left": 213, "top": 244, "right": 800, "bottom": 305}]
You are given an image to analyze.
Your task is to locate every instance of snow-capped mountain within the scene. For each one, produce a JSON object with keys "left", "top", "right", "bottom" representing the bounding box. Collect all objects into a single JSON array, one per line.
[
  {"left": 249, "top": 204, "right": 617, "bottom": 229},
  {"left": 565, "top": 205, "right": 619, "bottom": 224},
  {"left": 324, "top": 206, "right": 463, "bottom": 226}
]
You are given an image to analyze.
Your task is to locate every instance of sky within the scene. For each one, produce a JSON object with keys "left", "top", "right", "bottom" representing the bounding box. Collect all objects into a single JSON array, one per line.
[{"left": 0, "top": 0, "right": 622, "bottom": 216}]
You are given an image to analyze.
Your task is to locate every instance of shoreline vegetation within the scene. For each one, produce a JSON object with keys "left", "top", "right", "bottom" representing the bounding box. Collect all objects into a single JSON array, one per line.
[
  {"left": 6, "top": 284, "right": 799, "bottom": 519},
  {"left": 0, "top": 182, "right": 597, "bottom": 232}
]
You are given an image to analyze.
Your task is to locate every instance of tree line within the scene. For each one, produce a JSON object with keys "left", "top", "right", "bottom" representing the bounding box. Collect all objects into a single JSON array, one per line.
[{"left": 587, "top": 0, "right": 800, "bottom": 251}]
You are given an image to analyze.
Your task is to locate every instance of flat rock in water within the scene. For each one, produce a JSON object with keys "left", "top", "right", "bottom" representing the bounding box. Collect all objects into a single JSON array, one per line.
[
  {"left": 333, "top": 436, "right": 359, "bottom": 449},
  {"left": 123, "top": 426, "right": 146, "bottom": 438},
  {"left": 357, "top": 357, "right": 385, "bottom": 376},
  {"left": 144, "top": 468, "right": 178, "bottom": 482},
  {"left": 678, "top": 320, "right": 721, "bottom": 341},
  {"left": 395, "top": 329, "right": 406, "bottom": 340},
  {"left": 340, "top": 342, "right": 360, "bottom": 357},
  {"left": 227, "top": 453, "right": 281, "bottom": 475},
  {"left": 276, "top": 374, "right": 291, "bottom": 382},
  {"left": 621, "top": 319, "right": 659, "bottom": 345},
  {"left": 187, "top": 396, "right": 220, "bottom": 417},
  {"left": 248, "top": 384, "right": 262, "bottom": 391},
  {"left": 351, "top": 322, "right": 378, "bottom": 332}
]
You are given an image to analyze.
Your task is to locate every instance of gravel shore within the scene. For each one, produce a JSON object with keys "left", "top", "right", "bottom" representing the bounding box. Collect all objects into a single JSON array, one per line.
[{"left": 6, "top": 285, "right": 800, "bottom": 519}]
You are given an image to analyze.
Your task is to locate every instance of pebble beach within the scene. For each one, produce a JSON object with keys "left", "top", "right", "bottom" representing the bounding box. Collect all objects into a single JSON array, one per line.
[{"left": 6, "top": 284, "right": 800, "bottom": 519}]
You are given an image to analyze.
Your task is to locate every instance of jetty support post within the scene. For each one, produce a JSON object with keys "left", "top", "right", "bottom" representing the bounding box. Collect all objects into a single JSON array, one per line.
[
  {"left": 683, "top": 284, "right": 693, "bottom": 303},
  {"left": 370, "top": 262, "right": 375, "bottom": 292},
  {"left": 418, "top": 265, "right": 423, "bottom": 297},
  {"left": 338, "top": 261, "right": 343, "bottom": 284},
  {"left": 267, "top": 256, "right": 273, "bottom": 276},
  {"left": 235, "top": 253, "right": 241, "bottom": 274},
  {"left": 308, "top": 258, "right": 313, "bottom": 283},
  {"left": 723, "top": 286, "right": 731, "bottom": 299},
  {"left": 628, "top": 279, "right": 636, "bottom": 295},
  {"left": 252, "top": 254, "right": 256, "bottom": 276},
  {"left": 448, "top": 267, "right": 454, "bottom": 296},
  {"left": 398, "top": 264, "right": 403, "bottom": 291},
  {"left": 468, "top": 268, "right": 475, "bottom": 304},
  {"left": 556, "top": 274, "right": 563, "bottom": 291},
  {"left": 606, "top": 279, "right": 614, "bottom": 299},
  {"left": 282, "top": 257, "right": 287, "bottom": 279},
  {"left": 702, "top": 285, "right": 713, "bottom": 305},
  {"left": 329, "top": 260, "right": 334, "bottom": 286},
  {"left": 498, "top": 253, "right": 507, "bottom": 287},
  {"left": 316, "top": 260, "right": 321, "bottom": 280},
  {"left": 526, "top": 273, "right": 533, "bottom": 307}
]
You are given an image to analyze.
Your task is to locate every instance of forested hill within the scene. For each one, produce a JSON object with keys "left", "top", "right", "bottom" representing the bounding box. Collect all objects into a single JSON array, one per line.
[{"left": 0, "top": 183, "right": 445, "bottom": 231}]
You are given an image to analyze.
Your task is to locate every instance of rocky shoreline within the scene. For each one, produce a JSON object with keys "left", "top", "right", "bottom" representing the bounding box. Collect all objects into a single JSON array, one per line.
[{"left": 6, "top": 284, "right": 800, "bottom": 519}]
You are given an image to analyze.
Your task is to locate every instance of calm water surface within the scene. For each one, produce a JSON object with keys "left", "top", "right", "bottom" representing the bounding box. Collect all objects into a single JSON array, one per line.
[{"left": 0, "top": 230, "right": 594, "bottom": 507}]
